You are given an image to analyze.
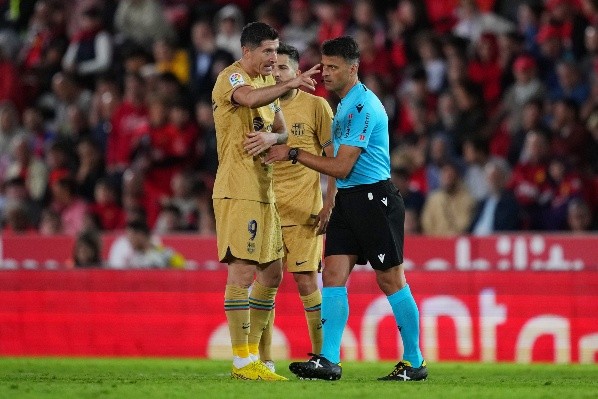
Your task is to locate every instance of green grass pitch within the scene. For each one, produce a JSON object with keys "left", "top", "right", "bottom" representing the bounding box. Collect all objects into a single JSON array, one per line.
[{"left": 0, "top": 358, "right": 596, "bottom": 399}]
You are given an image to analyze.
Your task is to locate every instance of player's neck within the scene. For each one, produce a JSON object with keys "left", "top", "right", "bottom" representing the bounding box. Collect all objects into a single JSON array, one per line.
[
  {"left": 239, "top": 59, "right": 260, "bottom": 78},
  {"left": 280, "top": 88, "right": 298, "bottom": 102},
  {"left": 336, "top": 78, "right": 359, "bottom": 99}
]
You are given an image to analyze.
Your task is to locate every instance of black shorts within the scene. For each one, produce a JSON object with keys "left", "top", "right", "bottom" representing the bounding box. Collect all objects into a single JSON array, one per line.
[{"left": 325, "top": 179, "right": 405, "bottom": 271}]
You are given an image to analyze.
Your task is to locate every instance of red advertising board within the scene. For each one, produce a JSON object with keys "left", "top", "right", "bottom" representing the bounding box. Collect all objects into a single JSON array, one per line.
[
  {"left": 0, "top": 270, "right": 596, "bottom": 363},
  {"left": 1, "top": 234, "right": 597, "bottom": 271}
]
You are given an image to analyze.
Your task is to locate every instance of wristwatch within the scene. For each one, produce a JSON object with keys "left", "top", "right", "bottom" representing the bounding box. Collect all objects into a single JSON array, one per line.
[{"left": 288, "top": 147, "right": 300, "bottom": 164}]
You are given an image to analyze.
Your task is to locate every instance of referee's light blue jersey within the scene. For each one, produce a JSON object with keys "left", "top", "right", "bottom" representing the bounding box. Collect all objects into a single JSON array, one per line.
[{"left": 332, "top": 83, "right": 391, "bottom": 188}]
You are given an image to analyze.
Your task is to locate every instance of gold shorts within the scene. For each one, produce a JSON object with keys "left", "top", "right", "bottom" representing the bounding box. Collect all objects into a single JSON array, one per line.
[
  {"left": 282, "top": 224, "right": 323, "bottom": 273},
  {"left": 213, "top": 198, "right": 283, "bottom": 264}
]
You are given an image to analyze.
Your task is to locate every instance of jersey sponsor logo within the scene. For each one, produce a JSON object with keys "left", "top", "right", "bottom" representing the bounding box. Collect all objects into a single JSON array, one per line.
[
  {"left": 228, "top": 72, "right": 245, "bottom": 87},
  {"left": 291, "top": 122, "right": 305, "bottom": 136},
  {"left": 356, "top": 104, "right": 364, "bottom": 113},
  {"left": 361, "top": 113, "right": 370, "bottom": 136},
  {"left": 345, "top": 116, "right": 352, "bottom": 138},
  {"left": 253, "top": 117, "right": 264, "bottom": 131}
]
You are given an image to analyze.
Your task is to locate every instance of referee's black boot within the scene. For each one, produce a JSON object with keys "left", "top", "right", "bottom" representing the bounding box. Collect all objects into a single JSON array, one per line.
[
  {"left": 289, "top": 353, "right": 342, "bottom": 381},
  {"left": 378, "top": 360, "right": 428, "bottom": 381}
]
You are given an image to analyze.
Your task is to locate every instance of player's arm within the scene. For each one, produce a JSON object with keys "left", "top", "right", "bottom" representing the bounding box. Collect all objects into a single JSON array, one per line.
[
  {"left": 265, "top": 143, "right": 361, "bottom": 179},
  {"left": 243, "top": 108, "right": 288, "bottom": 156},
  {"left": 232, "top": 64, "right": 320, "bottom": 109},
  {"left": 315, "top": 144, "right": 337, "bottom": 235}
]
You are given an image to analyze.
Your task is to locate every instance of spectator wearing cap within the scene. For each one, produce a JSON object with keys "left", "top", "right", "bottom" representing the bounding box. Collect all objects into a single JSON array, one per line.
[
  {"left": 62, "top": 6, "right": 113, "bottom": 89},
  {"left": 500, "top": 54, "right": 546, "bottom": 134},
  {"left": 421, "top": 159, "right": 476, "bottom": 235}
]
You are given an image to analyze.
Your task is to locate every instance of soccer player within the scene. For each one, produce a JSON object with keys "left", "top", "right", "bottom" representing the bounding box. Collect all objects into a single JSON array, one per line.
[
  {"left": 258, "top": 43, "right": 336, "bottom": 371},
  {"left": 211, "top": 22, "right": 320, "bottom": 381},
  {"left": 265, "top": 36, "right": 428, "bottom": 381}
]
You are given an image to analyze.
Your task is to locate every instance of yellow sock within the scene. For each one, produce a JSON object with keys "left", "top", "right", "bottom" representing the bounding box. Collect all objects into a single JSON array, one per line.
[
  {"left": 258, "top": 308, "right": 275, "bottom": 360},
  {"left": 248, "top": 281, "right": 277, "bottom": 357},
  {"left": 225, "top": 285, "right": 250, "bottom": 358},
  {"left": 301, "top": 290, "right": 323, "bottom": 354}
]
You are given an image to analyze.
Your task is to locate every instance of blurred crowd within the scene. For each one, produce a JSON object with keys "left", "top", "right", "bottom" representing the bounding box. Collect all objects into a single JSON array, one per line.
[{"left": 0, "top": 0, "right": 596, "bottom": 265}]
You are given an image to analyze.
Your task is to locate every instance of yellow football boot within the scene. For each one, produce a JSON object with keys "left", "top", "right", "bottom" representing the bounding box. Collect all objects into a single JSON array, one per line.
[{"left": 231, "top": 361, "right": 288, "bottom": 381}]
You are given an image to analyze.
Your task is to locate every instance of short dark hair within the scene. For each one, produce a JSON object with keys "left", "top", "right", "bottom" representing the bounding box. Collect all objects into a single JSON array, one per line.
[
  {"left": 126, "top": 220, "right": 150, "bottom": 235},
  {"left": 321, "top": 36, "right": 360, "bottom": 64},
  {"left": 277, "top": 42, "right": 300, "bottom": 65},
  {"left": 240, "top": 22, "right": 279, "bottom": 48}
]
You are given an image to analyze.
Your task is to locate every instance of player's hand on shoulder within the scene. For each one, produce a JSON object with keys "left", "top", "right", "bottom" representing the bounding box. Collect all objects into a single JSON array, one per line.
[{"left": 263, "top": 144, "right": 290, "bottom": 164}]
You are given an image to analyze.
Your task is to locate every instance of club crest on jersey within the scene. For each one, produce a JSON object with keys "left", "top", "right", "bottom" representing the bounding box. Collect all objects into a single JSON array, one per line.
[
  {"left": 229, "top": 72, "right": 245, "bottom": 88},
  {"left": 291, "top": 122, "right": 305, "bottom": 136}
]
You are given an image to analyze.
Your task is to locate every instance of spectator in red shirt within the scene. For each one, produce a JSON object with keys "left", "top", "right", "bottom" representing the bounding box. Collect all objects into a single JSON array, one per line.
[
  {"left": 88, "top": 177, "right": 125, "bottom": 231},
  {"left": 106, "top": 72, "right": 148, "bottom": 175},
  {"left": 354, "top": 26, "right": 393, "bottom": 89},
  {"left": 509, "top": 130, "right": 551, "bottom": 229},
  {"left": 468, "top": 32, "right": 503, "bottom": 113}
]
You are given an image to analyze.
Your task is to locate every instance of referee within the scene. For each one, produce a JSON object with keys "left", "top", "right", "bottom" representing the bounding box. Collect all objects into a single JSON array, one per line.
[{"left": 265, "top": 36, "right": 428, "bottom": 381}]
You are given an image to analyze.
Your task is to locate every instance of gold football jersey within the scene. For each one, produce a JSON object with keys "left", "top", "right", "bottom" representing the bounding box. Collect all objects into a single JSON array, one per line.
[
  {"left": 212, "top": 61, "right": 280, "bottom": 203},
  {"left": 274, "top": 90, "right": 333, "bottom": 226}
]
